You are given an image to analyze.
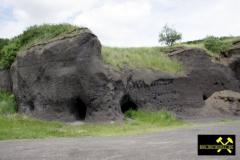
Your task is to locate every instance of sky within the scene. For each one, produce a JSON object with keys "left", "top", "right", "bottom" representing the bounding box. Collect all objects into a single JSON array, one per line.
[{"left": 0, "top": 0, "right": 239, "bottom": 47}]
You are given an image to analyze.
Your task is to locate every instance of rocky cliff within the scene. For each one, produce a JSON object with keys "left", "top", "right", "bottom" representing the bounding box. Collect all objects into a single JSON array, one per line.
[{"left": 0, "top": 30, "right": 239, "bottom": 121}]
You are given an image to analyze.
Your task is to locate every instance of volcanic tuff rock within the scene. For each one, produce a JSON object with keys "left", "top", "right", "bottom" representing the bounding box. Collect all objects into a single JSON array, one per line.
[
  {"left": 10, "top": 30, "right": 124, "bottom": 122},
  {"left": 125, "top": 48, "right": 240, "bottom": 118},
  {"left": 0, "top": 29, "right": 239, "bottom": 121}
]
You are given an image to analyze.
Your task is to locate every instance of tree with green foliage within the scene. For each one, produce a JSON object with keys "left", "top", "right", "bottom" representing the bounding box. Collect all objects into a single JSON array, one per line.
[
  {"left": 204, "top": 36, "right": 231, "bottom": 54},
  {"left": 159, "top": 25, "right": 182, "bottom": 46}
]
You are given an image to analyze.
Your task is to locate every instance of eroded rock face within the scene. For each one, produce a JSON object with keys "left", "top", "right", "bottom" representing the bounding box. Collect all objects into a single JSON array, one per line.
[
  {"left": 201, "top": 90, "right": 240, "bottom": 117},
  {"left": 125, "top": 49, "right": 240, "bottom": 117},
  {"left": 228, "top": 44, "right": 240, "bottom": 81},
  {"left": 0, "top": 70, "right": 12, "bottom": 91},
  {"left": 8, "top": 33, "right": 240, "bottom": 121},
  {"left": 10, "top": 32, "right": 124, "bottom": 122}
]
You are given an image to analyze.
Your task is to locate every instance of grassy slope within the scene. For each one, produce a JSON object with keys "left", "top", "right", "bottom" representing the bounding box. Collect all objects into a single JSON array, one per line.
[
  {"left": 0, "top": 24, "right": 183, "bottom": 73},
  {"left": 102, "top": 47, "right": 183, "bottom": 73},
  {"left": 178, "top": 36, "right": 240, "bottom": 57},
  {"left": 0, "top": 24, "right": 86, "bottom": 69}
]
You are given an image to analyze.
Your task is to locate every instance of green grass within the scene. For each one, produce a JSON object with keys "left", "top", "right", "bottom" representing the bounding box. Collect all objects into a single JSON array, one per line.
[
  {"left": 0, "top": 24, "right": 87, "bottom": 69},
  {"left": 0, "top": 90, "right": 16, "bottom": 114},
  {"left": 102, "top": 47, "right": 183, "bottom": 73},
  {"left": 0, "top": 106, "right": 183, "bottom": 140},
  {"left": 178, "top": 36, "right": 240, "bottom": 57}
]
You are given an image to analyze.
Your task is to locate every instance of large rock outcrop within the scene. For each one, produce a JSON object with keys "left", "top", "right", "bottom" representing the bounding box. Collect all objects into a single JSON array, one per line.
[
  {"left": 125, "top": 48, "right": 240, "bottom": 118},
  {"left": 4, "top": 30, "right": 240, "bottom": 121},
  {"left": 10, "top": 31, "right": 124, "bottom": 122}
]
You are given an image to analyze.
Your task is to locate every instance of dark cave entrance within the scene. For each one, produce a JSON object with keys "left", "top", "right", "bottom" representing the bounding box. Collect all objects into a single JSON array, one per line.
[
  {"left": 120, "top": 94, "right": 138, "bottom": 113},
  {"left": 202, "top": 94, "right": 208, "bottom": 100},
  {"left": 230, "top": 59, "right": 240, "bottom": 81},
  {"left": 70, "top": 98, "right": 87, "bottom": 120}
]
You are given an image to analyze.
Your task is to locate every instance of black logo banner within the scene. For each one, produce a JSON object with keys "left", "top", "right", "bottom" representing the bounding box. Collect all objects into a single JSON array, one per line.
[{"left": 198, "top": 135, "right": 235, "bottom": 156}]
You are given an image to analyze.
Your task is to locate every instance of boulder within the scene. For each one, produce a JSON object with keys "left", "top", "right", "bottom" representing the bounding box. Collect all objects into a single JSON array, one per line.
[
  {"left": 0, "top": 70, "right": 12, "bottom": 91},
  {"left": 201, "top": 90, "right": 240, "bottom": 116},
  {"left": 10, "top": 30, "right": 124, "bottom": 122}
]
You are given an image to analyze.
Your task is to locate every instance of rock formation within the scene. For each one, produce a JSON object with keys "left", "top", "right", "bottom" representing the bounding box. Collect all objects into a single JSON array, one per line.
[
  {"left": 10, "top": 30, "right": 124, "bottom": 122},
  {"left": 201, "top": 90, "right": 240, "bottom": 117},
  {"left": 125, "top": 48, "right": 240, "bottom": 118},
  {"left": 0, "top": 29, "right": 239, "bottom": 122}
]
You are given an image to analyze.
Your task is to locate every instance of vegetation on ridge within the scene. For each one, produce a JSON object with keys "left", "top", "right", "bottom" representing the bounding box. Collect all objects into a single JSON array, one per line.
[
  {"left": 0, "top": 23, "right": 239, "bottom": 73},
  {"left": 0, "top": 24, "right": 82, "bottom": 69},
  {"left": 159, "top": 24, "right": 182, "bottom": 46},
  {"left": 102, "top": 47, "right": 183, "bottom": 73},
  {"left": 178, "top": 35, "right": 240, "bottom": 56}
]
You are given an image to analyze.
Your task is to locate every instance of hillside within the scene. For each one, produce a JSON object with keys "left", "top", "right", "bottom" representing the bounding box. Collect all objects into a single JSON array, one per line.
[
  {"left": 0, "top": 24, "right": 90, "bottom": 69},
  {"left": 1, "top": 24, "right": 239, "bottom": 73},
  {"left": 0, "top": 24, "right": 239, "bottom": 122}
]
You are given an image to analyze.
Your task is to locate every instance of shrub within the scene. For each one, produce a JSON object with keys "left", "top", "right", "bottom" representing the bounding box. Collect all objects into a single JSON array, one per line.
[
  {"left": 0, "top": 90, "right": 16, "bottom": 114},
  {"left": 204, "top": 36, "right": 231, "bottom": 54},
  {"left": 159, "top": 25, "right": 182, "bottom": 46},
  {"left": 0, "top": 24, "right": 79, "bottom": 69},
  {"left": 0, "top": 39, "right": 9, "bottom": 50}
]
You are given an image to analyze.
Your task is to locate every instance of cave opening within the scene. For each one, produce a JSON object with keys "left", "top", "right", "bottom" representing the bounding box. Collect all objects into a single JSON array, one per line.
[
  {"left": 230, "top": 59, "right": 240, "bottom": 81},
  {"left": 202, "top": 94, "right": 208, "bottom": 100},
  {"left": 120, "top": 94, "right": 138, "bottom": 113},
  {"left": 70, "top": 98, "right": 87, "bottom": 120},
  {"left": 29, "top": 101, "right": 35, "bottom": 111}
]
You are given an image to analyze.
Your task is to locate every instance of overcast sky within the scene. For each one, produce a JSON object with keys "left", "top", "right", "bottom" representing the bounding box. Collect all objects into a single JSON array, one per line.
[{"left": 0, "top": 0, "right": 239, "bottom": 47}]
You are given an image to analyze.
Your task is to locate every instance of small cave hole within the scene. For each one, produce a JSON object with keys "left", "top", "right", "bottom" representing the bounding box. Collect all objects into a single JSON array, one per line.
[
  {"left": 29, "top": 101, "right": 35, "bottom": 111},
  {"left": 202, "top": 94, "right": 208, "bottom": 100},
  {"left": 230, "top": 59, "right": 240, "bottom": 81},
  {"left": 70, "top": 98, "right": 87, "bottom": 120},
  {"left": 120, "top": 95, "right": 138, "bottom": 113}
]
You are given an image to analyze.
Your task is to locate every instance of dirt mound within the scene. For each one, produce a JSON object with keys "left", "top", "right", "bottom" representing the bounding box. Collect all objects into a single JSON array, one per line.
[{"left": 201, "top": 90, "right": 240, "bottom": 117}]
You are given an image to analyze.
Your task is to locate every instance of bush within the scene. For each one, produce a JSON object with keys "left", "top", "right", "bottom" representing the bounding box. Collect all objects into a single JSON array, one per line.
[
  {"left": 204, "top": 36, "right": 231, "bottom": 54},
  {"left": 159, "top": 25, "right": 182, "bottom": 46},
  {"left": 0, "top": 90, "right": 16, "bottom": 114},
  {"left": 0, "top": 24, "right": 79, "bottom": 69},
  {"left": 0, "top": 39, "right": 9, "bottom": 50}
]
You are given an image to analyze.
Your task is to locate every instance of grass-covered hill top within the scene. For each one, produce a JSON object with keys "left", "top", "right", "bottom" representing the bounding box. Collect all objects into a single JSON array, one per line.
[
  {"left": 0, "top": 23, "right": 239, "bottom": 73},
  {"left": 0, "top": 24, "right": 89, "bottom": 69}
]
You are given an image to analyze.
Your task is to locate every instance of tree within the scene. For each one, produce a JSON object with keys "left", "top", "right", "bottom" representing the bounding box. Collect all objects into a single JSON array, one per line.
[{"left": 159, "top": 25, "right": 182, "bottom": 46}]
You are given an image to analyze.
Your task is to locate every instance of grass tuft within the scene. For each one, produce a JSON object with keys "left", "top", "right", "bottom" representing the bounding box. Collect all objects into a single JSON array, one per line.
[
  {"left": 0, "top": 90, "right": 16, "bottom": 114},
  {"left": 124, "top": 109, "right": 179, "bottom": 125}
]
